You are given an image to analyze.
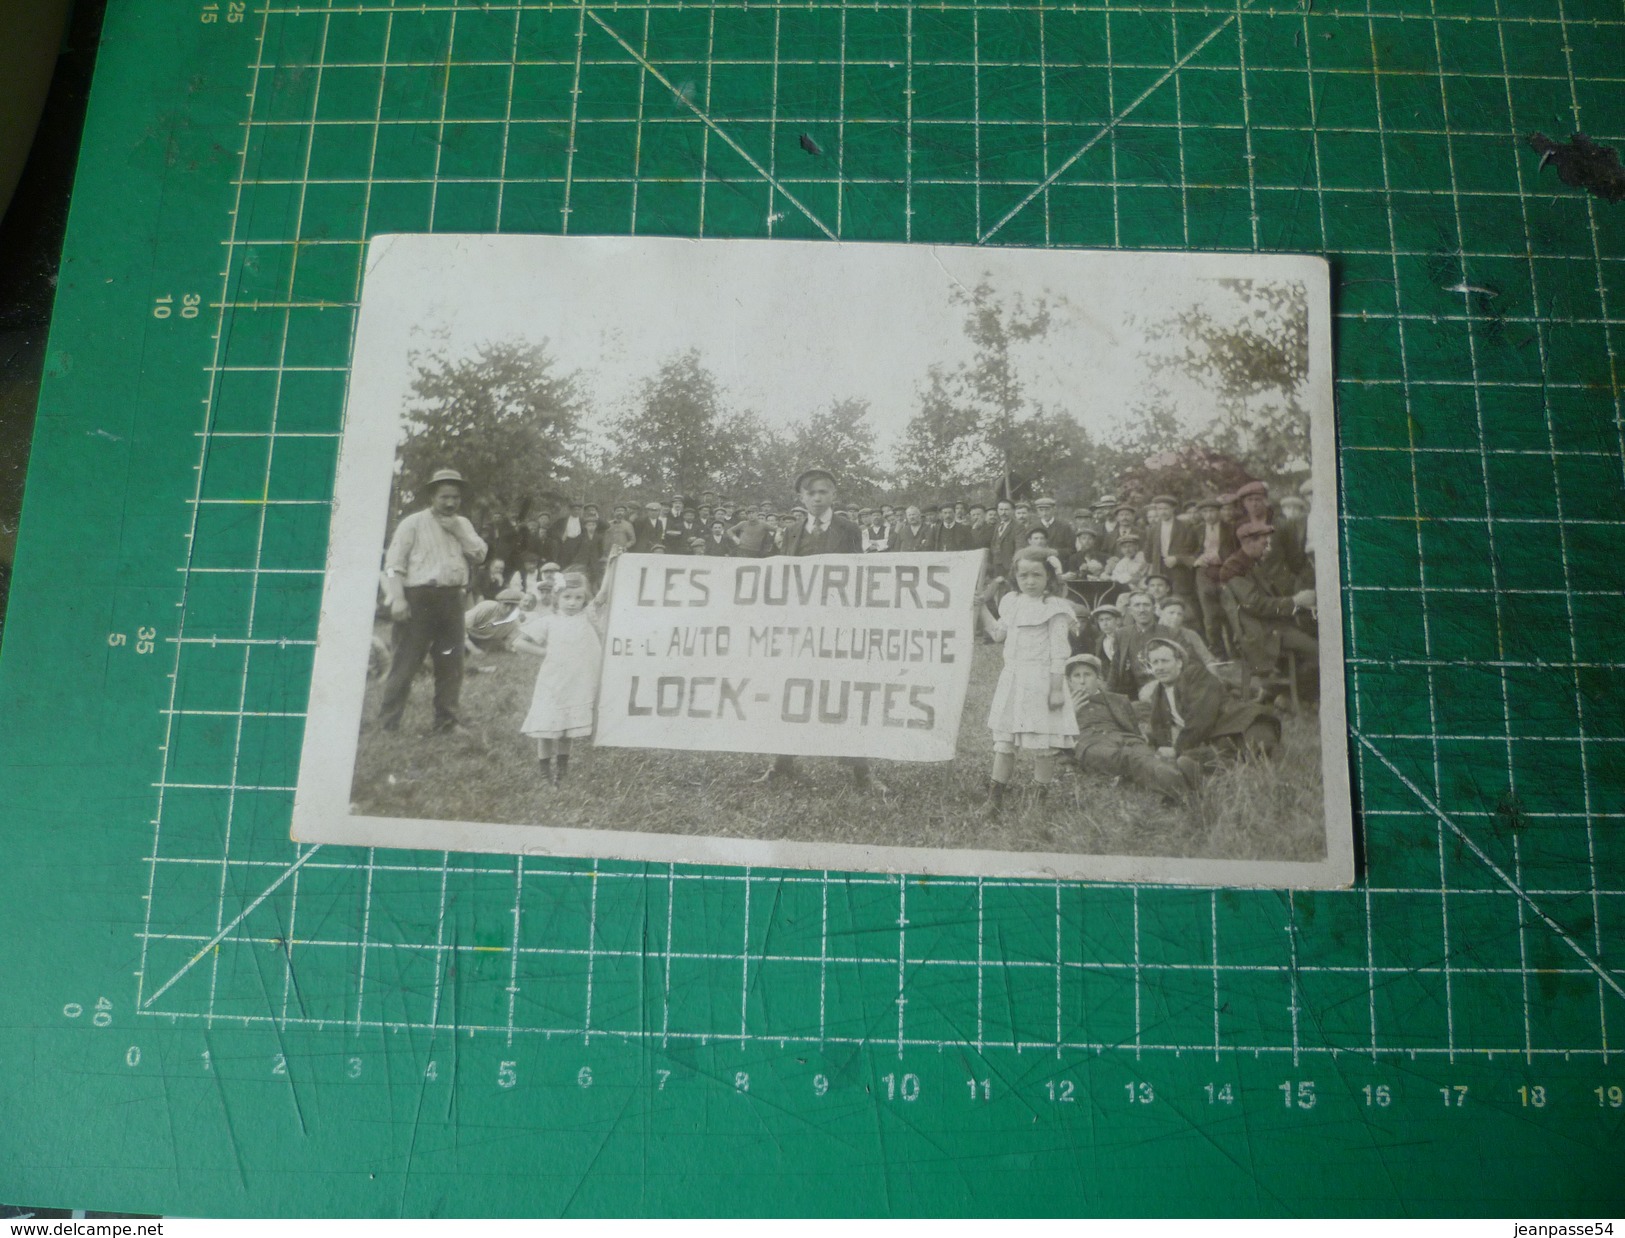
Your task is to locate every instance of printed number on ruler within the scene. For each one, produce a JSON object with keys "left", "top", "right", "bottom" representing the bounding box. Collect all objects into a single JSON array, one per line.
[
  {"left": 1280, "top": 1080, "right": 1316, "bottom": 1109},
  {"left": 880, "top": 1072, "right": 919, "bottom": 1101},
  {"left": 199, "top": 4, "right": 246, "bottom": 24},
  {"left": 61, "top": 997, "right": 115, "bottom": 1026},
  {"left": 1597, "top": 1086, "right": 1623, "bottom": 1108},
  {"left": 152, "top": 293, "right": 201, "bottom": 319},
  {"left": 108, "top": 627, "right": 157, "bottom": 653}
]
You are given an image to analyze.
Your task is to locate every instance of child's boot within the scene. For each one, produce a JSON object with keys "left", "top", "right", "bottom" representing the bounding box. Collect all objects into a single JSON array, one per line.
[
  {"left": 555, "top": 752, "right": 570, "bottom": 783},
  {"left": 984, "top": 780, "right": 1007, "bottom": 817}
]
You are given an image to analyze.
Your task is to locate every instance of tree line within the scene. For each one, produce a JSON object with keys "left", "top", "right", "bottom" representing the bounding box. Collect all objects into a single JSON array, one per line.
[{"left": 394, "top": 278, "right": 1311, "bottom": 519}]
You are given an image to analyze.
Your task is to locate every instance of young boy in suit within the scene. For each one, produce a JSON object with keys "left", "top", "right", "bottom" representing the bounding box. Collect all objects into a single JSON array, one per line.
[{"left": 760, "top": 468, "right": 879, "bottom": 791}]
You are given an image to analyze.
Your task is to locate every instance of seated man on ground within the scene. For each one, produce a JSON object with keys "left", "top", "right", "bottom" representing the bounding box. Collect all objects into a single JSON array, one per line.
[
  {"left": 1143, "top": 638, "right": 1281, "bottom": 776},
  {"left": 1066, "top": 654, "right": 1195, "bottom": 803}
]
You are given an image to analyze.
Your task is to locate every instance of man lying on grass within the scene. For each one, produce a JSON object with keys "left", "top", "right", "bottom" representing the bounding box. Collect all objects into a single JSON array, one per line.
[{"left": 1065, "top": 653, "right": 1195, "bottom": 803}]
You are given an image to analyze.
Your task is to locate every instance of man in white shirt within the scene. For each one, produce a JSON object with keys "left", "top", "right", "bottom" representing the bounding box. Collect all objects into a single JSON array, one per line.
[{"left": 378, "top": 468, "right": 488, "bottom": 732}]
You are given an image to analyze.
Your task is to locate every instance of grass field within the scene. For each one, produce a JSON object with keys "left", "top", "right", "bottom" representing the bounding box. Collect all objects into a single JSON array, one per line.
[{"left": 350, "top": 632, "right": 1328, "bottom": 863}]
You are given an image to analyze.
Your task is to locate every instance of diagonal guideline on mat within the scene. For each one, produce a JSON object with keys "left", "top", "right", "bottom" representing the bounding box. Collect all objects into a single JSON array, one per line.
[
  {"left": 1355, "top": 731, "right": 1622, "bottom": 1004},
  {"left": 580, "top": 1, "right": 838, "bottom": 240},
  {"left": 978, "top": 1, "right": 1256, "bottom": 246},
  {"left": 142, "top": 846, "right": 323, "bottom": 1009}
]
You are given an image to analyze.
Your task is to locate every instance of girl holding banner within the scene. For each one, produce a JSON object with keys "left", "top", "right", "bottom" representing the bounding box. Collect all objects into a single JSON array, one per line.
[{"left": 981, "top": 547, "right": 1080, "bottom": 815}]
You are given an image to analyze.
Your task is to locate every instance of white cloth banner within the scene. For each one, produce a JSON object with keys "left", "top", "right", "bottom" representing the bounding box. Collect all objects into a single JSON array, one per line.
[{"left": 595, "top": 551, "right": 984, "bottom": 760}]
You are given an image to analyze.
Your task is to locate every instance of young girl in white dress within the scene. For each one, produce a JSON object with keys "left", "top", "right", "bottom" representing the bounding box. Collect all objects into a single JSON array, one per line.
[
  {"left": 513, "top": 547, "right": 622, "bottom": 784},
  {"left": 981, "top": 546, "right": 1080, "bottom": 814}
]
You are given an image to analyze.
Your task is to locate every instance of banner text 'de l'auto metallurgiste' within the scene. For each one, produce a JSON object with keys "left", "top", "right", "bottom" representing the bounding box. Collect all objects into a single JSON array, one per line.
[{"left": 594, "top": 551, "right": 985, "bottom": 760}]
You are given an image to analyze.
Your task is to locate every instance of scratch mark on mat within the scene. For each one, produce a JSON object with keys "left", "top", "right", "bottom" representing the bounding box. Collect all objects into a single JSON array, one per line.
[{"left": 1528, "top": 132, "right": 1625, "bottom": 203}]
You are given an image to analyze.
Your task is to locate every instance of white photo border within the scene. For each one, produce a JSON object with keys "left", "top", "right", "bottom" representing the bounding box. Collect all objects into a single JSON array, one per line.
[{"left": 292, "top": 235, "right": 1354, "bottom": 889}]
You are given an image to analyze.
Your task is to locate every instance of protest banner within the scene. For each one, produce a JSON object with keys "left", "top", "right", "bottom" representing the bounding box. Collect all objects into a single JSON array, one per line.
[{"left": 594, "top": 551, "right": 985, "bottom": 760}]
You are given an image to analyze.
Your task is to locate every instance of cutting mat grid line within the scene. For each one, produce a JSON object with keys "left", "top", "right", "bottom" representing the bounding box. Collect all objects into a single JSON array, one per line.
[{"left": 132, "top": 0, "right": 1622, "bottom": 1070}]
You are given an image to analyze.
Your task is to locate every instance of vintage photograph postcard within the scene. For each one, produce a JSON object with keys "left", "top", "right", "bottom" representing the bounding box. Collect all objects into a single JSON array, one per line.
[{"left": 293, "top": 236, "right": 1353, "bottom": 887}]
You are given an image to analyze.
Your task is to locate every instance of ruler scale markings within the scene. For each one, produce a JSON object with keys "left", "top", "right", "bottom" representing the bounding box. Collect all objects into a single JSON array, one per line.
[
  {"left": 584, "top": 859, "right": 599, "bottom": 1044},
  {"left": 494, "top": 2, "right": 522, "bottom": 227},
  {"left": 128, "top": 929, "right": 1625, "bottom": 974},
  {"left": 355, "top": 848, "right": 377, "bottom": 1032},
  {"left": 1430, "top": 0, "right": 1528, "bottom": 1066},
  {"left": 1211, "top": 892, "right": 1221, "bottom": 1060},
  {"left": 1170, "top": 0, "right": 1188, "bottom": 249},
  {"left": 661, "top": 863, "right": 675, "bottom": 1049},
  {"left": 1363, "top": 0, "right": 1456, "bottom": 1065},
  {"left": 740, "top": 869, "right": 752, "bottom": 1049},
  {"left": 1053, "top": 881, "right": 1062, "bottom": 1058},
  {"left": 238, "top": 0, "right": 338, "bottom": 1034},
  {"left": 817, "top": 871, "right": 828, "bottom": 1045},
  {"left": 766, "top": 3, "right": 782, "bottom": 235},
  {"left": 1550, "top": 0, "right": 1619, "bottom": 1068},
  {"left": 560, "top": 0, "right": 587, "bottom": 232},
  {"left": 136, "top": 0, "right": 274, "bottom": 1018},
  {"left": 1234, "top": 0, "right": 1258, "bottom": 247},
  {"left": 902, "top": 2, "right": 912, "bottom": 242},
  {"left": 895, "top": 876, "right": 907, "bottom": 1060},
  {"left": 628, "top": 5, "right": 650, "bottom": 234},
  {"left": 506, "top": 857, "right": 524, "bottom": 1046},
  {"left": 699, "top": 6, "right": 714, "bottom": 236}
]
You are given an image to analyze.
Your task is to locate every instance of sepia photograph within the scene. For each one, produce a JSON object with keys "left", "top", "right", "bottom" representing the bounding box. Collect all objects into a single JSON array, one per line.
[{"left": 293, "top": 236, "right": 1352, "bottom": 887}]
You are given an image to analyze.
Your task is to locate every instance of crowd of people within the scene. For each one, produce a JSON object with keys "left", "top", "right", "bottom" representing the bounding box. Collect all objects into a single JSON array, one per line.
[{"left": 373, "top": 464, "right": 1322, "bottom": 813}]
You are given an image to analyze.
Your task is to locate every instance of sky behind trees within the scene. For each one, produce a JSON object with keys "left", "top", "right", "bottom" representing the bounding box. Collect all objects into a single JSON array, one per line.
[{"left": 373, "top": 238, "right": 1317, "bottom": 511}]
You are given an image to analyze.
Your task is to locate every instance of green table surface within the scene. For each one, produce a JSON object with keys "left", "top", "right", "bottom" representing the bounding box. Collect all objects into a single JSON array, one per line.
[{"left": 0, "top": 0, "right": 1622, "bottom": 1217}]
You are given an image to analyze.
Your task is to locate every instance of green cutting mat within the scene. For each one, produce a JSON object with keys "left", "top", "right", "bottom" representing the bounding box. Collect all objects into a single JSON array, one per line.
[{"left": 1, "top": 0, "right": 1622, "bottom": 1216}]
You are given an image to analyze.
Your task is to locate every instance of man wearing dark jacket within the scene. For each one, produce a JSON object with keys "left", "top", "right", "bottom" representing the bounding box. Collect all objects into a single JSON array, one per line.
[
  {"left": 891, "top": 504, "right": 936, "bottom": 553},
  {"left": 1143, "top": 493, "right": 1199, "bottom": 601},
  {"left": 984, "top": 499, "right": 1020, "bottom": 582},
  {"left": 936, "top": 503, "right": 976, "bottom": 552},
  {"left": 762, "top": 468, "right": 880, "bottom": 791},
  {"left": 1144, "top": 638, "right": 1280, "bottom": 772},
  {"left": 1220, "top": 520, "right": 1319, "bottom": 699}
]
